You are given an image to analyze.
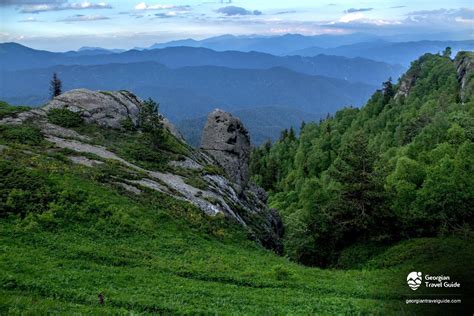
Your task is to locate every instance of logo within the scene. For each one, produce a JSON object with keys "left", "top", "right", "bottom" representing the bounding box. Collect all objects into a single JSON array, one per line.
[{"left": 407, "top": 272, "right": 422, "bottom": 291}]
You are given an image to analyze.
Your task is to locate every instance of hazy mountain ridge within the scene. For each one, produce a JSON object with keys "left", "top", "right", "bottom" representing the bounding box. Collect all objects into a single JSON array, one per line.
[
  {"left": 0, "top": 61, "right": 376, "bottom": 122},
  {"left": 147, "top": 33, "right": 384, "bottom": 55},
  {"left": 0, "top": 43, "right": 403, "bottom": 85},
  {"left": 291, "top": 40, "right": 474, "bottom": 65}
]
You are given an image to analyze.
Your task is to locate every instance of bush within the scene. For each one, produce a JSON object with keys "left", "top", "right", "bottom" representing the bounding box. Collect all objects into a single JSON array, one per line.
[
  {"left": 120, "top": 117, "right": 136, "bottom": 131},
  {"left": 202, "top": 164, "right": 225, "bottom": 176},
  {"left": 121, "top": 140, "right": 167, "bottom": 170},
  {"left": 272, "top": 264, "right": 293, "bottom": 281},
  {"left": 0, "top": 101, "right": 30, "bottom": 119},
  {"left": 0, "top": 125, "right": 43, "bottom": 145},
  {"left": 47, "top": 108, "right": 83, "bottom": 128},
  {"left": 0, "top": 160, "right": 57, "bottom": 217}
]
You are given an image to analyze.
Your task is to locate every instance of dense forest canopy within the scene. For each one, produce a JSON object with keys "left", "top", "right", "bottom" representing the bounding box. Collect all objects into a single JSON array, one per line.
[{"left": 250, "top": 51, "right": 474, "bottom": 267}]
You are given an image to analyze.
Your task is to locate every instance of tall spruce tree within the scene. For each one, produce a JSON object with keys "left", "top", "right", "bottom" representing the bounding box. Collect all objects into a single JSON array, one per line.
[{"left": 50, "top": 73, "right": 62, "bottom": 99}]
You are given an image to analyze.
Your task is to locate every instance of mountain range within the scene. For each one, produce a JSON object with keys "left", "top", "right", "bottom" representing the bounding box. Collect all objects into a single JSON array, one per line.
[
  {"left": 0, "top": 43, "right": 403, "bottom": 85},
  {"left": 1, "top": 36, "right": 470, "bottom": 144},
  {"left": 144, "top": 34, "right": 472, "bottom": 66},
  {"left": 1, "top": 61, "right": 374, "bottom": 121}
]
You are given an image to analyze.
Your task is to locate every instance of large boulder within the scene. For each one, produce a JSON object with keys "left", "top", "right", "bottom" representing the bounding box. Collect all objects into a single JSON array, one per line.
[
  {"left": 43, "top": 89, "right": 142, "bottom": 129},
  {"left": 200, "top": 109, "right": 251, "bottom": 193}
]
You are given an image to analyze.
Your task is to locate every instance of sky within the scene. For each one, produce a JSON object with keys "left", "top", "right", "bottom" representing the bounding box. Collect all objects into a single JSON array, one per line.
[{"left": 1, "top": 0, "right": 473, "bottom": 51}]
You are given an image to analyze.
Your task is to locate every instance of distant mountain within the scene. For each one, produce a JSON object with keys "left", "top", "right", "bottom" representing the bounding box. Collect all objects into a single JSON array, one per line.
[
  {"left": 0, "top": 62, "right": 376, "bottom": 122},
  {"left": 62, "top": 47, "right": 126, "bottom": 57},
  {"left": 0, "top": 43, "right": 403, "bottom": 85},
  {"left": 291, "top": 40, "right": 474, "bottom": 66},
  {"left": 177, "top": 107, "right": 321, "bottom": 146},
  {"left": 78, "top": 46, "right": 126, "bottom": 53},
  {"left": 147, "top": 33, "right": 382, "bottom": 55},
  {"left": 0, "top": 42, "right": 62, "bottom": 71}
]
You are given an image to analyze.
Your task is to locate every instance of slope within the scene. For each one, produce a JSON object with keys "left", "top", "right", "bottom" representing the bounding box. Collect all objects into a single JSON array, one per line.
[
  {"left": 0, "top": 98, "right": 472, "bottom": 314},
  {"left": 250, "top": 51, "right": 474, "bottom": 271}
]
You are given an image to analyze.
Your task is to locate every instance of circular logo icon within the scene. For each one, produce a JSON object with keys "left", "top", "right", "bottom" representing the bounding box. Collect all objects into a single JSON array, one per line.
[{"left": 407, "top": 272, "right": 422, "bottom": 291}]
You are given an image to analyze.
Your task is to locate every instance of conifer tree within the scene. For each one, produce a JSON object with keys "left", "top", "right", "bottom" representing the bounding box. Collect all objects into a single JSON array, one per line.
[{"left": 50, "top": 72, "right": 62, "bottom": 99}]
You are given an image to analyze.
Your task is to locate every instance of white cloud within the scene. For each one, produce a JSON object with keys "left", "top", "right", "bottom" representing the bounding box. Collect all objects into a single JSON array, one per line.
[
  {"left": 19, "top": 1, "right": 112, "bottom": 13},
  {"left": 134, "top": 3, "right": 189, "bottom": 11},
  {"left": 334, "top": 12, "right": 399, "bottom": 26},
  {"left": 404, "top": 8, "right": 474, "bottom": 26},
  {"left": 216, "top": 6, "right": 262, "bottom": 16},
  {"left": 19, "top": 16, "right": 41, "bottom": 22},
  {"left": 59, "top": 14, "right": 110, "bottom": 22}
]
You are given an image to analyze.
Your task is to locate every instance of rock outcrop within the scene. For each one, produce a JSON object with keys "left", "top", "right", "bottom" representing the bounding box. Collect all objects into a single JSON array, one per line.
[
  {"left": 200, "top": 109, "right": 251, "bottom": 193},
  {"left": 455, "top": 52, "right": 474, "bottom": 102},
  {"left": 1, "top": 89, "right": 283, "bottom": 252},
  {"left": 44, "top": 89, "right": 142, "bottom": 129}
]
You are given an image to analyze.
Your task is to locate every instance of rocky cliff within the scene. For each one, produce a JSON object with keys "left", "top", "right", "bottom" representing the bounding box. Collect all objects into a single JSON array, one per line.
[
  {"left": 455, "top": 51, "right": 474, "bottom": 103},
  {"left": 200, "top": 109, "right": 251, "bottom": 194},
  {"left": 0, "top": 89, "right": 283, "bottom": 252}
]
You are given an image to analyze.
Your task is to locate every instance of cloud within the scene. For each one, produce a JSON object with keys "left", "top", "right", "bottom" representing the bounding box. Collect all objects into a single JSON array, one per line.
[
  {"left": 405, "top": 8, "right": 474, "bottom": 25},
  {"left": 321, "top": 7, "right": 472, "bottom": 34},
  {"left": 59, "top": 14, "right": 110, "bottom": 22},
  {"left": 17, "top": 1, "right": 112, "bottom": 13},
  {"left": 18, "top": 16, "right": 41, "bottom": 22},
  {"left": 390, "top": 6, "right": 406, "bottom": 9},
  {"left": 134, "top": 3, "right": 190, "bottom": 11},
  {"left": 216, "top": 6, "right": 262, "bottom": 16},
  {"left": 1, "top": 0, "right": 64, "bottom": 5},
  {"left": 275, "top": 10, "right": 297, "bottom": 15},
  {"left": 329, "top": 12, "right": 401, "bottom": 26},
  {"left": 345, "top": 8, "right": 373, "bottom": 13}
]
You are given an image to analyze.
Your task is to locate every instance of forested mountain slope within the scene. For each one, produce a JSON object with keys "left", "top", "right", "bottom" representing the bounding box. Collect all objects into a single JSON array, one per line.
[{"left": 251, "top": 51, "right": 474, "bottom": 267}]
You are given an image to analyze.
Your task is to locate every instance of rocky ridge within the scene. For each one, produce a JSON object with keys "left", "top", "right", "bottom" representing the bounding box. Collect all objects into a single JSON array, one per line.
[{"left": 0, "top": 89, "right": 283, "bottom": 252}]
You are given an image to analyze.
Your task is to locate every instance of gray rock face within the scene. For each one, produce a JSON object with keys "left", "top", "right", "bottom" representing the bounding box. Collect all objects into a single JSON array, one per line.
[
  {"left": 200, "top": 109, "right": 251, "bottom": 193},
  {"left": 455, "top": 52, "right": 473, "bottom": 102},
  {"left": 44, "top": 89, "right": 141, "bottom": 129}
]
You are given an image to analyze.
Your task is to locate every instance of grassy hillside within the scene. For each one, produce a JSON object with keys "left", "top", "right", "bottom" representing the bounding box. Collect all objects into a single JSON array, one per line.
[
  {"left": 0, "top": 131, "right": 472, "bottom": 314},
  {"left": 0, "top": 100, "right": 472, "bottom": 314}
]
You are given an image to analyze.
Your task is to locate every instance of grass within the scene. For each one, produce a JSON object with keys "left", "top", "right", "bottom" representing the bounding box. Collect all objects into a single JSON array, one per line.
[
  {"left": 71, "top": 122, "right": 190, "bottom": 172},
  {"left": 0, "top": 123, "right": 472, "bottom": 314},
  {"left": 0, "top": 101, "right": 30, "bottom": 119}
]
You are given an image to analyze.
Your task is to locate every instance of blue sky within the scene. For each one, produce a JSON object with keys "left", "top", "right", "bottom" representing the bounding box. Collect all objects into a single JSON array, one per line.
[{"left": 1, "top": 0, "right": 473, "bottom": 51}]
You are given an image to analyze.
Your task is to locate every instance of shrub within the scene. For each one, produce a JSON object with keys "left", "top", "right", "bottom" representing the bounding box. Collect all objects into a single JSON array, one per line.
[
  {"left": 47, "top": 108, "right": 83, "bottom": 128},
  {"left": 0, "top": 160, "right": 57, "bottom": 217},
  {"left": 120, "top": 117, "right": 136, "bottom": 131},
  {"left": 202, "top": 164, "right": 225, "bottom": 176},
  {"left": 0, "top": 101, "right": 30, "bottom": 119},
  {"left": 0, "top": 125, "right": 43, "bottom": 145},
  {"left": 121, "top": 140, "right": 166, "bottom": 170},
  {"left": 272, "top": 264, "right": 293, "bottom": 281}
]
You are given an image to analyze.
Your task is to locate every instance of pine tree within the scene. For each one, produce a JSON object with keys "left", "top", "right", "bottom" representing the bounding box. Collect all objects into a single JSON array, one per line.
[
  {"left": 50, "top": 73, "right": 62, "bottom": 99},
  {"left": 382, "top": 77, "right": 394, "bottom": 104}
]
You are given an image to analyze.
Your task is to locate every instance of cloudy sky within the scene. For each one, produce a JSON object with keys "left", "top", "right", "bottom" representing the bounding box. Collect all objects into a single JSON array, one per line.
[{"left": 1, "top": 0, "right": 473, "bottom": 51}]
